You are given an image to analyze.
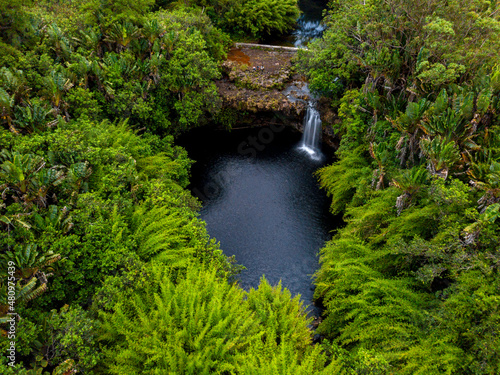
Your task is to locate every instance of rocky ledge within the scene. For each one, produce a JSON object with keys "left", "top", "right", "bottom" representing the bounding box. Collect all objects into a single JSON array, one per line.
[
  {"left": 217, "top": 45, "right": 339, "bottom": 148},
  {"left": 217, "top": 47, "right": 308, "bottom": 121}
]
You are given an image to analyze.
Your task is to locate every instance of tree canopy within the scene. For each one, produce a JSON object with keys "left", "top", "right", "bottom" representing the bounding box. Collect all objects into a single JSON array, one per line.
[
  {"left": 300, "top": 0, "right": 500, "bottom": 372},
  {"left": 1, "top": 0, "right": 499, "bottom": 373}
]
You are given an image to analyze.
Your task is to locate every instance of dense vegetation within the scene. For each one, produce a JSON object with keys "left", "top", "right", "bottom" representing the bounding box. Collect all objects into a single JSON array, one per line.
[
  {"left": 163, "top": 0, "right": 300, "bottom": 39},
  {"left": 1, "top": 0, "right": 499, "bottom": 373},
  {"left": 0, "top": 0, "right": 322, "bottom": 374},
  {"left": 300, "top": 0, "right": 500, "bottom": 373}
]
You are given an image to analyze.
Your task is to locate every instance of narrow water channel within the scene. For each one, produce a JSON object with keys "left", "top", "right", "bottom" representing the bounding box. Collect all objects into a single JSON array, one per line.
[
  {"left": 262, "top": 0, "right": 328, "bottom": 47},
  {"left": 177, "top": 126, "right": 338, "bottom": 315},
  {"left": 293, "top": 0, "right": 328, "bottom": 47}
]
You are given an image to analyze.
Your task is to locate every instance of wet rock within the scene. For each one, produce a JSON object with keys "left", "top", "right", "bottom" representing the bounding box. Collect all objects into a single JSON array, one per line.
[
  {"left": 218, "top": 46, "right": 340, "bottom": 148},
  {"left": 311, "top": 315, "right": 323, "bottom": 329}
]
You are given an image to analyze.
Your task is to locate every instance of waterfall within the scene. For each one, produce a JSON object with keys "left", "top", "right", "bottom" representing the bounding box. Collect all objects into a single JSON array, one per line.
[
  {"left": 298, "top": 102, "right": 323, "bottom": 160},
  {"left": 293, "top": 18, "right": 326, "bottom": 48}
]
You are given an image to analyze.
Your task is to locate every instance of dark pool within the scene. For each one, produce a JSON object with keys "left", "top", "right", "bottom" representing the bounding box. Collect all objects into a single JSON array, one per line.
[{"left": 177, "top": 125, "right": 337, "bottom": 315}]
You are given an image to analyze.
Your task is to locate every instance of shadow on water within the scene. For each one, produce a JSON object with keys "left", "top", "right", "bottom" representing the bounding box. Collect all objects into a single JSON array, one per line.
[{"left": 177, "top": 126, "right": 342, "bottom": 317}]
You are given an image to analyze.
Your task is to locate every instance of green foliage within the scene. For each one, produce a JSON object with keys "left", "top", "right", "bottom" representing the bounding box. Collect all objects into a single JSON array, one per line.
[
  {"left": 86, "top": 0, "right": 156, "bottom": 24},
  {"left": 99, "top": 264, "right": 327, "bottom": 374},
  {"left": 304, "top": 1, "right": 500, "bottom": 372},
  {"left": 100, "top": 264, "right": 261, "bottom": 374},
  {"left": 303, "top": 0, "right": 500, "bottom": 96},
  {"left": 437, "top": 271, "right": 500, "bottom": 374},
  {"left": 246, "top": 278, "right": 311, "bottom": 351},
  {"left": 0, "top": 243, "right": 60, "bottom": 280},
  {"left": 45, "top": 304, "right": 102, "bottom": 372},
  {"left": 132, "top": 204, "right": 207, "bottom": 265},
  {"left": 169, "top": 0, "right": 299, "bottom": 39},
  {"left": 65, "top": 88, "right": 102, "bottom": 120},
  {"left": 2, "top": 0, "right": 499, "bottom": 372},
  {"left": 154, "top": 9, "right": 231, "bottom": 61},
  {"left": 420, "top": 136, "right": 461, "bottom": 178},
  {"left": 221, "top": 0, "right": 300, "bottom": 39},
  {"left": 160, "top": 28, "right": 221, "bottom": 129},
  {"left": 1, "top": 92, "right": 246, "bottom": 371},
  {"left": 241, "top": 340, "right": 336, "bottom": 375},
  {"left": 242, "top": 279, "right": 334, "bottom": 374},
  {"left": 316, "top": 149, "right": 371, "bottom": 215},
  {"left": 0, "top": 316, "right": 42, "bottom": 361},
  {"left": 0, "top": 3, "right": 231, "bottom": 135},
  {"left": 0, "top": 244, "right": 61, "bottom": 322}
]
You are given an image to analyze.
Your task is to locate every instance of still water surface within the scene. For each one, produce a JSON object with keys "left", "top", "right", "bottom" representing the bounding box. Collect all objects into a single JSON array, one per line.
[{"left": 178, "top": 126, "right": 337, "bottom": 315}]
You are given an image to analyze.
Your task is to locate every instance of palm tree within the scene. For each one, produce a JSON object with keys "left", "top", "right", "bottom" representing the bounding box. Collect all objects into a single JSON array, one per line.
[
  {"left": 104, "top": 22, "right": 139, "bottom": 52},
  {"left": 79, "top": 28, "right": 103, "bottom": 57},
  {"left": 0, "top": 244, "right": 61, "bottom": 324},
  {"left": 0, "top": 151, "right": 45, "bottom": 198},
  {"left": 46, "top": 24, "right": 71, "bottom": 60},
  {"left": 0, "top": 68, "right": 30, "bottom": 133},
  {"left": 0, "top": 67, "right": 30, "bottom": 104},
  {"left": 468, "top": 160, "right": 500, "bottom": 211},
  {"left": 42, "top": 70, "right": 74, "bottom": 118},
  {"left": 392, "top": 166, "right": 429, "bottom": 214},
  {"left": 420, "top": 136, "right": 461, "bottom": 179},
  {"left": 142, "top": 19, "right": 164, "bottom": 56},
  {"left": 33, "top": 205, "right": 73, "bottom": 234},
  {"left": 0, "top": 151, "right": 65, "bottom": 208},
  {"left": 388, "top": 98, "right": 430, "bottom": 166},
  {"left": 147, "top": 52, "right": 163, "bottom": 84},
  {"left": 0, "top": 213, "right": 31, "bottom": 232},
  {"left": 70, "top": 55, "right": 93, "bottom": 89},
  {"left": 14, "top": 102, "right": 53, "bottom": 133},
  {"left": 1, "top": 243, "right": 60, "bottom": 280},
  {"left": 63, "top": 161, "right": 92, "bottom": 203},
  {"left": 369, "top": 142, "right": 391, "bottom": 190},
  {"left": 419, "top": 88, "right": 486, "bottom": 156},
  {"left": 159, "top": 30, "right": 176, "bottom": 58},
  {"left": 0, "top": 88, "right": 17, "bottom": 133}
]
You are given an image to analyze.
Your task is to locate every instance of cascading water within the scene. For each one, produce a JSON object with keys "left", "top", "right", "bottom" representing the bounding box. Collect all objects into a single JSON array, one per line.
[
  {"left": 260, "top": 0, "right": 327, "bottom": 47},
  {"left": 293, "top": 18, "right": 326, "bottom": 48},
  {"left": 293, "top": 0, "right": 328, "bottom": 47},
  {"left": 283, "top": 83, "right": 323, "bottom": 160},
  {"left": 298, "top": 102, "right": 323, "bottom": 160}
]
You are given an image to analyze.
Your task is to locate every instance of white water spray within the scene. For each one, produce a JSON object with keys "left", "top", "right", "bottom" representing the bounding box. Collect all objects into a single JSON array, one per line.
[
  {"left": 298, "top": 102, "right": 323, "bottom": 160},
  {"left": 293, "top": 19, "right": 326, "bottom": 48}
]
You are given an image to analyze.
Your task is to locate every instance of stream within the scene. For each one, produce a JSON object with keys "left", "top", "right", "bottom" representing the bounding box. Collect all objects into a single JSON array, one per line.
[{"left": 262, "top": 0, "right": 328, "bottom": 47}]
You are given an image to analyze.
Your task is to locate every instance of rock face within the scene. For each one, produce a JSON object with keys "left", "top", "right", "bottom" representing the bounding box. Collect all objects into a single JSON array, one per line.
[
  {"left": 217, "top": 47, "right": 308, "bottom": 129},
  {"left": 217, "top": 46, "right": 339, "bottom": 148}
]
